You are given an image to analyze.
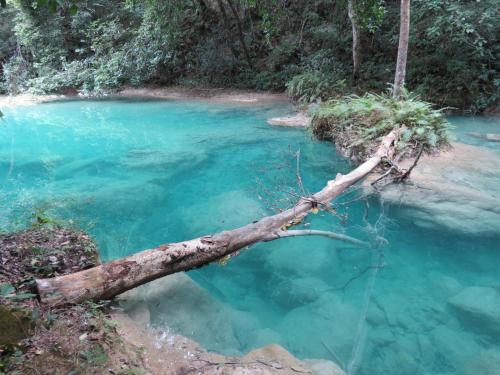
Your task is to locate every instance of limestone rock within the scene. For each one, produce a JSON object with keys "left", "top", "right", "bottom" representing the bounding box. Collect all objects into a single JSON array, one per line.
[
  {"left": 448, "top": 286, "right": 500, "bottom": 336},
  {"left": 468, "top": 132, "right": 500, "bottom": 142},
  {"left": 279, "top": 292, "right": 358, "bottom": 361},
  {"left": 430, "top": 273, "right": 462, "bottom": 298},
  {"left": 303, "top": 358, "right": 346, "bottom": 375},
  {"left": 267, "top": 112, "right": 311, "bottom": 127},
  {"left": 253, "top": 328, "right": 283, "bottom": 348},
  {"left": 264, "top": 236, "right": 339, "bottom": 277},
  {"left": 430, "top": 325, "right": 480, "bottom": 371},
  {"left": 365, "top": 142, "right": 500, "bottom": 236},
  {"left": 460, "top": 349, "right": 500, "bottom": 375},
  {"left": 181, "top": 189, "right": 265, "bottom": 234},
  {"left": 271, "top": 276, "right": 330, "bottom": 308}
]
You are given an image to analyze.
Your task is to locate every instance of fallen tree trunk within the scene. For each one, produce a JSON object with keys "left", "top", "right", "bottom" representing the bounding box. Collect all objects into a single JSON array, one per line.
[{"left": 36, "top": 130, "right": 398, "bottom": 305}]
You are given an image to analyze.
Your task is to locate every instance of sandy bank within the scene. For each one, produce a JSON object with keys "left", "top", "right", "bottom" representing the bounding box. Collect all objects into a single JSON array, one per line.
[
  {"left": 0, "top": 93, "right": 65, "bottom": 107},
  {"left": 0, "top": 86, "right": 289, "bottom": 108},
  {"left": 118, "top": 86, "right": 289, "bottom": 105}
]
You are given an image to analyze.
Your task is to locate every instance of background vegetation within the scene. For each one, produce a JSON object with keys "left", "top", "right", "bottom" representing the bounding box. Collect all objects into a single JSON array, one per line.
[{"left": 0, "top": 0, "right": 498, "bottom": 112}]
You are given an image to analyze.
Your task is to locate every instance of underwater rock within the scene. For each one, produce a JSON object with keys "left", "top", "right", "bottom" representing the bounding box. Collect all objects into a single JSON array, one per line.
[
  {"left": 430, "top": 272, "right": 462, "bottom": 298},
  {"left": 264, "top": 237, "right": 340, "bottom": 277},
  {"left": 271, "top": 276, "right": 330, "bottom": 308},
  {"left": 366, "top": 142, "right": 500, "bottom": 236},
  {"left": 180, "top": 189, "right": 265, "bottom": 234},
  {"left": 279, "top": 292, "right": 358, "bottom": 361},
  {"left": 468, "top": 132, "right": 500, "bottom": 142},
  {"left": 448, "top": 286, "right": 500, "bottom": 336},
  {"left": 113, "top": 311, "right": 328, "bottom": 375},
  {"left": 459, "top": 349, "right": 500, "bottom": 375},
  {"left": 253, "top": 329, "right": 283, "bottom": 348},
  {"left": 368, "top": 326, "right": 396, "bottom": 347},
  {"left": 117, "top": 272, "right": 257, "bottom": 354},
  {"left": 303, "top": 359, "right": 346, "bottom": 375},
  {"left": 430, "top": 325, "right": 480, "bottom": 372},
  {"left": 121, "top": 148, "right": 207, "bottom": 171},
  {"left": 366, "top": 301, "right": 387, "bottom": 326},
  {"left": 267, "top": 112, "right": 311, "bottom": 127}
]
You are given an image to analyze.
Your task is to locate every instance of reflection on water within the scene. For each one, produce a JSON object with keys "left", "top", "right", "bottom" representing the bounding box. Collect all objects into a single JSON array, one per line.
[{"left": 1, "top": 101, "right": 500, "bottom": 374}]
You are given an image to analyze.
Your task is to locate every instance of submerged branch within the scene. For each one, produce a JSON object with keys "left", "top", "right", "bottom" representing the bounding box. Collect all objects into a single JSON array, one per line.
[{"left": 263, "top": 229, "right": 369, "bottom": 248}]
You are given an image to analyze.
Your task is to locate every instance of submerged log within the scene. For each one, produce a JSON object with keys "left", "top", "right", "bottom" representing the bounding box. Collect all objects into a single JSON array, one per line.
[{"left": 36, "top": 130, "right": 399, "bottom": 305}]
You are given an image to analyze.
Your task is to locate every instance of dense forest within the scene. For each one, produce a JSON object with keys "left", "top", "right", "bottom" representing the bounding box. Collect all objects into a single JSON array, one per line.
[{"left": 0, "top": 0, "right": 498, "bottom": 112}]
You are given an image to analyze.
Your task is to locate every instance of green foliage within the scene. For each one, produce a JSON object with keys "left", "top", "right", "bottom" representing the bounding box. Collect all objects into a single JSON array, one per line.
[
  {"left": 31, "top": 207, "right": 61, "bottom": 229},
  {"left": 311, "top": 92, "right": 451, "bottom": 161},
  {"left": 0, "top": 0, "right": 497, "bottom": 110},
  {"left": 80, "top": 344, "right": 108, "bottom": 366},
  {"left": 287, "top": 72, "right": 347, "bottom": 103},
  {"left": 356, "top": 0, "right": 386, "bottom": 33}
]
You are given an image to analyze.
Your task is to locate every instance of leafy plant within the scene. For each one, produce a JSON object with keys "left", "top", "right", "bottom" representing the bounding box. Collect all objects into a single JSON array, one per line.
[
  {"left": 287, "top": 72, "right": 347, "bottom": 103},
  {"left": 311, "top": 91, "right": 451, "bottom": 161}
]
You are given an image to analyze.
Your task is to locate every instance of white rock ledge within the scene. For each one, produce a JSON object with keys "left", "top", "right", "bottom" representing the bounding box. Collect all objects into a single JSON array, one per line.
[{"left": 267, "top": 112, "right": 311, "bottom": 128}]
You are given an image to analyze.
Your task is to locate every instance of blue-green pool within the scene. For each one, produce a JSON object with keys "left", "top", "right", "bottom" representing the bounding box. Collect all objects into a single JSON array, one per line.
[{"left": 1, "top": 99, "right": 499, "bottom": 374}]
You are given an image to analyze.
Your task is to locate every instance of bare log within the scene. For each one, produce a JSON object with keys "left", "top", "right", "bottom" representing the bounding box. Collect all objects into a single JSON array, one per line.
[{"left": 36, "top": 130, "right": 398, "bottom": 306}]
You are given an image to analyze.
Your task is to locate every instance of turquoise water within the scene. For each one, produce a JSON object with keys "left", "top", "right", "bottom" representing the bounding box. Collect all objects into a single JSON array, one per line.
[{"left": 1, "top": 100, "right": 500, "bottom": 374}]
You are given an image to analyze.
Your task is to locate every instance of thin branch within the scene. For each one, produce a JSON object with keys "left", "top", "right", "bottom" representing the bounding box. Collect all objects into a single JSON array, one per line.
[
  {"left": 399, "top": 144, "right": 424, "bottom": 180},
  {"left": 295, "top": 149, "right": 307, "bottom": 197},
  {"left": 263, "top": 229, "right": 369, "bottom": 247}
]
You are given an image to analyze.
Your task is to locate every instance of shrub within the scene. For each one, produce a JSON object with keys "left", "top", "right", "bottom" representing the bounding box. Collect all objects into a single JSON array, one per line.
[
  {"left": 311, "top": 91, "right": 451, "bottom": 161},
  {"left": 286, "top": 72, "right": 347, "bottom": 103}
]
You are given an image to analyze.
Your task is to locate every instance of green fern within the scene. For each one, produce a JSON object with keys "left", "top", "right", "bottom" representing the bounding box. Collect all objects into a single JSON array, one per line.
[{"left": 310, "top": 92, "right": 451, "bottom": 161}]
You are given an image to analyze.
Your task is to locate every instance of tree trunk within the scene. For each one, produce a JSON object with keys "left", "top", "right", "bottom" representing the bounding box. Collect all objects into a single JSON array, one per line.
[
  {"left": 225, "top": 0, "right": 253, "bottom": 68},
  {"left": 348, "top": 0, "right": 361, "bottom": 79},
  {"left": 393, "top": 0, "right": 411, "bottom": 98},
  {"left": 215, "top": 0, "right": 241, "bottom": 61},
  {"left": 1, "top": 0, "right": 6, "bottom": 8},
  {"left": 36, "top": 131, "right": 399, "bottom": 306}
]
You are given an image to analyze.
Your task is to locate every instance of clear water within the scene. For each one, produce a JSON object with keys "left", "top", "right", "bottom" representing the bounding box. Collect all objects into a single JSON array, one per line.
[{"left": 1, "top": 100, "right": 500, "bottom": 374}]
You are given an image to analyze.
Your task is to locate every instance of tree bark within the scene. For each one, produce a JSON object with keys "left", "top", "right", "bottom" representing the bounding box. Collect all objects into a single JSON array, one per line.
[
  {"left": 348, "top": 0, "right": 361, "bottom": 79},
  {"left": 36, "top": 130, "right": 398, "bottom": 306},
  {"left": 215, "top": 0, "right": 241, "bottom": 61},
  {"left": 225, "top": 0, "right": 253, "bottom": 68},
  {"left": 393, "top": 0, "right": 410, "bottom": 98}
]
